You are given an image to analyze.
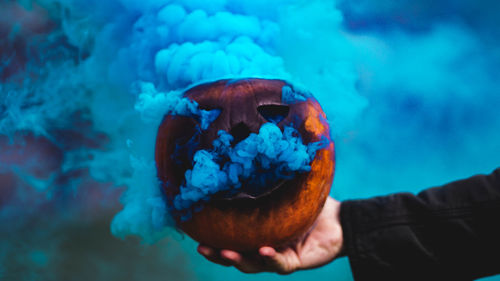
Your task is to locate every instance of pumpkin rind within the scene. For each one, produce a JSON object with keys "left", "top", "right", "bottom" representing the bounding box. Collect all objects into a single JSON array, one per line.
[{"left": 155, "top": 78, "right": 334, "bottom": 251}]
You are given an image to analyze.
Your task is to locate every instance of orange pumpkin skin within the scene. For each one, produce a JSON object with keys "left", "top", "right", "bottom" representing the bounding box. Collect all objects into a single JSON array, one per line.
[{"left": 155, "top": 78, "right": 334, "bottom": 251}]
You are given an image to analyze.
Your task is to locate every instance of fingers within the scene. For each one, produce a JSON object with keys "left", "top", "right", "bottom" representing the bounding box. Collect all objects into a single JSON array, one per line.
[
  {"left": 259, "top": 246, "right": 297, "bottom": 275},
  {"left": 220, "top": 250, "right": 262, "bottom": 273},
  {"left": 197, "top": 245, "right": 260, "bottom": 272},
  {"left": 259, "top": 247, "right": 284, "bottom": 272},
  {"left": 220, "top": 249, "right": 243, "bottom": 264},
  {"left": 197, "top": 244, "right": 299, "bottom": 274},
  {"left": 197, "top": 245, "right": 232, "bottom": 266},
  {"left": 259, "top": 246, "right": 276, "bottom": 257}
]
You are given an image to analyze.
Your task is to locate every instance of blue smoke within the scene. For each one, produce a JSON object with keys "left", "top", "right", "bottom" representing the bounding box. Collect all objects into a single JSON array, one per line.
[
  {"left": 174, "top": 123, "right": 328, "bottom": 220},
  {"left": 1, "top": 0, "right": 500, "bottom": 281},
  {"left": 134, "top": 82, "right": 221, "bottom": 129},
  {"left": 281, "top": 85, "right": 309, "bottom": 104}
]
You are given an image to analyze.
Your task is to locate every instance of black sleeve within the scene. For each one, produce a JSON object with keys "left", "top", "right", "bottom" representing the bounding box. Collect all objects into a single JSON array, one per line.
[{"left": 340, "top": 168, "right": 500, "bottom": 281}]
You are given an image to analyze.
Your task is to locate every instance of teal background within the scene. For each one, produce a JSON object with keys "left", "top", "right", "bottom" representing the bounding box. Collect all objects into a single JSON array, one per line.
[{"left": 1, "top": 0, "right": 499, "bottom": 280}]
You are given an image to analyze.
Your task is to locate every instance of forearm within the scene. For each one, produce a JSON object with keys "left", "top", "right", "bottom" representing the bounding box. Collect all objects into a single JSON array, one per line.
[{"left": 340, "top": 168, "right": 500, "bottom": 280}]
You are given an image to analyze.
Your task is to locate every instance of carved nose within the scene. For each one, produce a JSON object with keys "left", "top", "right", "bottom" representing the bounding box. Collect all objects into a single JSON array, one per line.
[{"left": 230, "top": 122, "right": 251, "bottom": 144}]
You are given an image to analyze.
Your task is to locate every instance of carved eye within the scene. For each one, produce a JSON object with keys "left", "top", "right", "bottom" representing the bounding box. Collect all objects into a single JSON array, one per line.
[
  {"left": 257, "top": 104, "right": 289, "bottom": 124},
  {"left": 196, "top": 106, "right": 223, "bottom": 127}
]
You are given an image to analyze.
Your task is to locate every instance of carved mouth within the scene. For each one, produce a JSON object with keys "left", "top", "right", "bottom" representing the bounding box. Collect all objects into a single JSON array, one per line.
[{"left": 213, "top": 179, "right": 288, "bottom": 201}]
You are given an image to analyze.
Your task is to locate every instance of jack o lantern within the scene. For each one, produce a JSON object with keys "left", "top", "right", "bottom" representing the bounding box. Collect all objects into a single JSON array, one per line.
[{"left": 155, "top": 78, "right": 334, "bottom": 251}]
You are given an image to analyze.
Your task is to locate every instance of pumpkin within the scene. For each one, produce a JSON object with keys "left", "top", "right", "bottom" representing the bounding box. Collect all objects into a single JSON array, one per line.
[{"left": 155, "top": 78, "right": 334, "bottom": 251}]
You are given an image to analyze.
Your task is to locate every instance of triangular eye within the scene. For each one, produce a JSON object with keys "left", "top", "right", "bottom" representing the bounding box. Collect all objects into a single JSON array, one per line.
[{"left": 257, "top": 104, "right": 290, "bottom": 124}]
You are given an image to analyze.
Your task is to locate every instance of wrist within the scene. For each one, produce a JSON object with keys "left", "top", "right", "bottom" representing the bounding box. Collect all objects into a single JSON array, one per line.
[{"left": 334, "top": 199, "right": 346, "bottom": 258}]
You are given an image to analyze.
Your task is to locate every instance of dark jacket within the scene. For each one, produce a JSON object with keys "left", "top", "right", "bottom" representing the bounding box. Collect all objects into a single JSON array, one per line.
[{"left": 340, "top": 168, "right": 500, "bottom": 281}]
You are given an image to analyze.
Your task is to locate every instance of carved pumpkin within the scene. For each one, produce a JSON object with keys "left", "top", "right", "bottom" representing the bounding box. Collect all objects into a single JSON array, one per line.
[{"left": 155, "top": 78, "right": 334, "bottom": 251}]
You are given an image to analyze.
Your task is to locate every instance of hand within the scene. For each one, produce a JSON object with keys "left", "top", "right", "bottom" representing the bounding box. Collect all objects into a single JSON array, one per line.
[{"left": 197, "top": 196, "right": 344, "bottom": 274}]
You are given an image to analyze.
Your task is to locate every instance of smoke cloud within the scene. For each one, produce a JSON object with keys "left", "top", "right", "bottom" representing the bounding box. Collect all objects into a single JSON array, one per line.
[
  {"left": 173, "top": 123, "right": 328, "bottom": 220},
  {"left": 1, "top": 0, "right": 500, "bottom": 280}
]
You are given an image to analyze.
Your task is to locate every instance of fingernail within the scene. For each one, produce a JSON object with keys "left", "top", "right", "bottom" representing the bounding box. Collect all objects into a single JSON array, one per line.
[
  {"left": 198, "top": 246, "right": 211, "bottom": 256},
  {"left": 260, "top": 247, "right": 275, "bottom": 257},
  {"left": 221, "top": 250, "right": 237, "bottom": 261}
]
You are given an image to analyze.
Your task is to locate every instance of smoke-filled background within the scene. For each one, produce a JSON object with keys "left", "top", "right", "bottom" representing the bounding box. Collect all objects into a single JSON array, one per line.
[{"left": 1, "top": 0, "right": 499, "bottom": 280}]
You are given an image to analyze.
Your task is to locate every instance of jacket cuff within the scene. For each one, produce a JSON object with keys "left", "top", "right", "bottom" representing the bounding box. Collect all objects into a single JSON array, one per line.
[{"left": 339, "top": 200, "right": 365, "bottom": 279}]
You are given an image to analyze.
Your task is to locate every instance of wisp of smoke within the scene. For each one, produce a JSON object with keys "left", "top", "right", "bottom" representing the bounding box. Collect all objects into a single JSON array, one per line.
[
  {"left": 134, "top": 81, "right": 221, "bottom": 129},
  {"left": 2, "top": 0, "right": 500, "bottom": 280}
]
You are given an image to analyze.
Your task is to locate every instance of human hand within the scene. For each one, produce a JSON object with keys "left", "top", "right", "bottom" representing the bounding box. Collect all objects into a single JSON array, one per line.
[{"left": 197, "top": 196, "right": 344, "bottom": 274}]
